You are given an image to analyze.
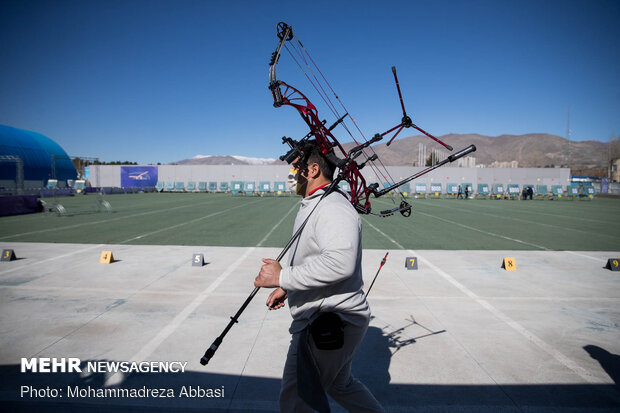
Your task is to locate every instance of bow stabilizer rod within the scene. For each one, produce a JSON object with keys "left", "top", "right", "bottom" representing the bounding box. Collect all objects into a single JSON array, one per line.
[
  {"left": 383, "top": 67, "right": 453, "bottom": 152},
  {"left": 392, "top": 66, "right": 412, "bottom": 129},
  {"left": 372, "top": 144, "right": 476, "bottom": 198}
]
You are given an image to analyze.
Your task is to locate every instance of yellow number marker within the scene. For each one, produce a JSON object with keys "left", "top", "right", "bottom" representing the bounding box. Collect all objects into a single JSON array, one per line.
[
  {"left": 501, "top": 257, "right": 516, "bottom": 271},
  {"left": 100, "top": 251, "right": 114, "bottom": 264}
]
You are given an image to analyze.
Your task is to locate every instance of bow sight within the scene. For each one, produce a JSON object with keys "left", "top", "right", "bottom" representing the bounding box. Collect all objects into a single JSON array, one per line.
[
  {"left": 279, "top": 110, "right": 354, "bottom": 173},
  {"left": 279, "top": 137, "right": 303, "bottom": 165}
]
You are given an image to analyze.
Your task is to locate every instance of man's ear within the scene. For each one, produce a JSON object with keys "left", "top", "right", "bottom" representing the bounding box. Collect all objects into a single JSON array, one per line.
[{"left": 307, "top": 162, "right": 321, "bottom": 179}]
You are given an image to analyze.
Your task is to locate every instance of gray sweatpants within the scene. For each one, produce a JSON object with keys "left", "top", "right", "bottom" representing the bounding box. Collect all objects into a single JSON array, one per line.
[{"left": 279, "top": 321, "right": 385, "bottom": 413}]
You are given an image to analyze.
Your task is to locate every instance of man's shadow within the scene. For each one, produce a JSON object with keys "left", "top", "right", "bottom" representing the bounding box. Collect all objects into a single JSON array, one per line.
[
  {"left": 353, "top": 316, "right": 445, "bottom": 398},
  {"left": 352, "top": 322, "right": 620, "bottom": 410},
  {"left": 584, "top": 345, "right": 620, "bottom": 387}
]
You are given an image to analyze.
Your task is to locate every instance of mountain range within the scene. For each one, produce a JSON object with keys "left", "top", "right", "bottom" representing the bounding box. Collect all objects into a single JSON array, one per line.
[
  {"left": 174, "top": 133, "right": 610, "bottom": 173},
  {"left": 174, "top": 155, "right": 277, "bottom": 166}
]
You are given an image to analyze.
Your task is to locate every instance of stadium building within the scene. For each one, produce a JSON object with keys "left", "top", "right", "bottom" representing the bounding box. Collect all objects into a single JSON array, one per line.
[{"left": 0, "top": 124, "right": 77, "bottom": 194}]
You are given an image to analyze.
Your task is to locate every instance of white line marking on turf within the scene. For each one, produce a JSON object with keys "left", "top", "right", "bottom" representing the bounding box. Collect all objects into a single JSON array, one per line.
[
  {"left": 256, "top": 203, "right": 298, "bottom": 247},
  {"left": 418, "top": 212, "right": 548, "bottom": 250},
  {"left": 104, "top": 202, "right": 297, "bottom": 387},
  {"left": 0, "top": 198, "right": 221, "bottom": 240},
  {"left": 362, "top": 217, "right": 601, "bottom": 384},
  {"left": 118, "top": 199, "right": 262, "bottom": 243},
  {"left": 374, "top": 198, "right": 549, "bottom": 250},
  {"left": 416, "top": 200, "right": 618, "bottom": 239},
  {"left": 464, "top": 201, "right": 614, "bottom": 225}
]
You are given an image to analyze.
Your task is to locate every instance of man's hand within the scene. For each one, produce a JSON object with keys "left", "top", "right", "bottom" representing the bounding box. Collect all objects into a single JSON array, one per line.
[
  {"left": 266, "top": 287, "right": 288, "bottom": 310},
  {"left": 254, "top": 258, "right": 282, "bottom": 288}
]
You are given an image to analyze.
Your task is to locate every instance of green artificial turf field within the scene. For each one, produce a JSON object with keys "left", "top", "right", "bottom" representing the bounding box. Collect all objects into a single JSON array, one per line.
[{"left": 1, "top": 193, "right": 618, "bottom": 250}]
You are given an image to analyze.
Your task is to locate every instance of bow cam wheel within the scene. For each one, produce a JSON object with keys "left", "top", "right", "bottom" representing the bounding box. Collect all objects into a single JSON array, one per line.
[
  {"left": 277, "top": 22, "right": 293, "bottom": 41},
  {"left": 400, "top": 201, "right": 412, "bottom": 217}
]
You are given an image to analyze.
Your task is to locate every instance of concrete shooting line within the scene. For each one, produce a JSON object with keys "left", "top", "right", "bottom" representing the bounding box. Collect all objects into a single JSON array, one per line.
[
  {"left": 361, "top": 216, "right": 602, "bottom": 384},
  {"left": 0, "top": 243, "right": 104, "bottom": 276},
  {"left": 563, "top": 250, "right": 606, "bottom": 262},
  {"left": 104, "top": 202, "right": 298, "bottom": 387}
]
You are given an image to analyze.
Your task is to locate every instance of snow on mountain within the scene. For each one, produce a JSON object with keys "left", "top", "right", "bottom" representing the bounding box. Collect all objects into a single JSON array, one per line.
[
  {"left": 230, "top": 155, "right": 276, "bottom": 165},
  {"left": 174, "top": 154, "right": 277, "bottom": 165}
]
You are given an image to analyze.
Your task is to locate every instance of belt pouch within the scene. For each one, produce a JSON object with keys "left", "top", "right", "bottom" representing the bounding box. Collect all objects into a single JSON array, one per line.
[{"left": 310, "top": 312, "right": 344, "bottom": 350}]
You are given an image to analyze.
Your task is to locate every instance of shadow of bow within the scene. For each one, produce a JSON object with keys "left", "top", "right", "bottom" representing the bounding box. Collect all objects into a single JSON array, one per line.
[{"left": 353, "top": 315, "right": 446, "bottom": 396}]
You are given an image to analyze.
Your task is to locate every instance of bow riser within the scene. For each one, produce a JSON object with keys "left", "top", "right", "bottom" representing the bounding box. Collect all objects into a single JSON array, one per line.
[{"left": 271, "top": 79, "right": 373, "bottom": 214}]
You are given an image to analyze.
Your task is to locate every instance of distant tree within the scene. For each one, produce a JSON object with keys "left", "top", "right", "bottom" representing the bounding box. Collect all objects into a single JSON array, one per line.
[
  {"left": 609, "top": 134, "right": 620, "bottom": 160},
  {"left": 606, "top": 133, "right": 620, "bottom": 178},
  {"left": 425, "top": 152, "right": 438, "bottom": 166}
]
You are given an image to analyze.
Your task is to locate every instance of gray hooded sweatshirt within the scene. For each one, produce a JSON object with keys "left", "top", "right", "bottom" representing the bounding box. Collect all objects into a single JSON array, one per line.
[{"left": 279, "top": 187, "right": 371, "bottom": 334}]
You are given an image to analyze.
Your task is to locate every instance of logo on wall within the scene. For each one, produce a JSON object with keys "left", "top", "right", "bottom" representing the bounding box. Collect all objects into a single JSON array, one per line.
[{"left": 121, "top": 166, "right": 158, "bottom": 188}]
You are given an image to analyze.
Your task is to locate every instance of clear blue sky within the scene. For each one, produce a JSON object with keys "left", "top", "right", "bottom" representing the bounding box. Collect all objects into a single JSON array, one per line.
[{"left": 1, "top": 0, "right": 619, "bottom": 164}]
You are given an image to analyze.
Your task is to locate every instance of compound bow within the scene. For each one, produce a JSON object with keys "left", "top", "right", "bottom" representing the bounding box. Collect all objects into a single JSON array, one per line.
[{"left": 269, "top": 21, "right": 475, "bottom": 217}]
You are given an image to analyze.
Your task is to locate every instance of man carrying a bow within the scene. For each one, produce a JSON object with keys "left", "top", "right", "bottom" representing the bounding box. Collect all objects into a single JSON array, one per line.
[{"left": 254, "top": 141, "right": 385, "bottom": 413}]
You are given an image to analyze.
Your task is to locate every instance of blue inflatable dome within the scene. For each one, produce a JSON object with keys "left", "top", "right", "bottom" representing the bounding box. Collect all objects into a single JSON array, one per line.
[{"left": 0, "top": 125, "right": 77, "bottom": 185}]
